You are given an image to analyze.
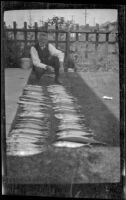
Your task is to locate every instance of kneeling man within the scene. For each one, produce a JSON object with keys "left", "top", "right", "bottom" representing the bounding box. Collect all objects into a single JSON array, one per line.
[{"left": 30, "top": 32, "right": 64, "bottom": 84}]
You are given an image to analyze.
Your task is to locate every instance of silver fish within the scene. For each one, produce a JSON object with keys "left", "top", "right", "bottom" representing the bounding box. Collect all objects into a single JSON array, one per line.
[
  {"left": 58, "top": 126, "right": 83, "bottom": 131},
  {"left": 8, "top": 132, "right": 47, "bottom": 139},
  {"left": 25, "top": 84, "right": 43, "bottom": 88},
  {"left": 18, "top": 100, "right": 51, "bottom": 107},
  {"left": 57, "top": 136, "right": 106, "bottom": 145},
  {"left": 18, "top": 111, "right": 45, "bottom": 118},
  {"left": 52, "top": 99, "right": 74, "bottom": 104},
  {"left": 54, "top": 113, "right": 83, "bottom": 120},
  {"left": 53, "top": 141, "right": 90, "bottom": 148},
  {"left": 24, "top": 88, "right": 43, "bottom": 92},
  {"left": 24, "top": 85, "right": 42, "bottom": 90},
  {"left": 7, "top": 137, "right": 39, "bottom": 144},
  {"left": 56, "top": 130, "right": 93, "bottom": 137},
  {"left": 20, "top": 104, "right": 47, "bottom": 111},
  {"left": 10, "top": 128, "right": 43, "bottom": 135},
  {"left": 23, "top": 91, "right": 44, "bottom": 96},
  {"left": 19, "top": 97, "right": 47, "bottom": 104},
  {"left": 15, "top": 123, "right": 46, "bottom": 130},
  {"left": 7, "top": 147, "right": 46, "bottom": 156},
  {"left": 16, "top": 118, "right": 49, "bottom": 124},
  {"left": 21, "top": 95, "right": 48, "bottom": 101}
]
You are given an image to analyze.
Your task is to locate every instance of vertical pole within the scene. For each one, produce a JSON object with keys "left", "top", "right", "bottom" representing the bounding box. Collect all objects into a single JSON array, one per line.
[
  {"left": 105, "top": 32, "right": 109, "bottom": 56},
  {"left": 34, "top": 22, "right": 38, "bottom": 43},
  {"left": 76, "top": 32, "right": 78, "bottom": 41},
  {"left": 85, "top": 33, "right": 88, "bottom": 59},
  {"left": 95, "top": 32, "right": 99, "bottom": 66},
  {"left": 13, "top": 21, "right": 17, "bottom": 40},
  {"left": 66, "top": 31, "right": 70, "bottom": 58},
  {"left": 95, "top": 32, "right": 99, "bottom": 51},
  {"left": 24, "top": 22, "right": 27, "bottom": 51},
  {"left": 55, "top": 21, "right": 58, "bottom": 49},
  {"left": 64, "top": 31, "right": 70, "bottom": 72},
  {"left": 13, "top": 21, "right": 17, "bottom": 46}
]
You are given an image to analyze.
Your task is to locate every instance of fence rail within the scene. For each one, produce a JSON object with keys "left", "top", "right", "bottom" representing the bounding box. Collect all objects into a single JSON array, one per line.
[{"left": 4, "top": 21, "right": 118, "bottom": 57}]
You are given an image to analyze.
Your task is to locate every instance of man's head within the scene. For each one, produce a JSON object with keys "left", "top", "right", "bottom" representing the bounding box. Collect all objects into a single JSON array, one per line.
[{"left": 38, "top": 32, "right": 48, "bottom": 47}]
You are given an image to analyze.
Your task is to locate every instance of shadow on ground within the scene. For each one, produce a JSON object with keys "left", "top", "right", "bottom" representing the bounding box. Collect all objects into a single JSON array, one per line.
[{"left": 61, "top": 72, "right": 120, "bottom": 146}]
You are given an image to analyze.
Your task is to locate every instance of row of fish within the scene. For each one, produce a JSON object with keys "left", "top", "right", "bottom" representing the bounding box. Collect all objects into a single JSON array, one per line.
[
  {"left": 7, "top": 83, "right": 105, "bottom": 156},
  {"left": 7, "top": 84, "right": 50, "bottom": 156},
  {"left": 47, "top": 84, "right": 105, "bottom": 148}
]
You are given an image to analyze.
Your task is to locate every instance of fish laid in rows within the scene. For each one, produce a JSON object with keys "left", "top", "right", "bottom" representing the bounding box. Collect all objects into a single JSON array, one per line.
[
  {"left": 25, "top": 84, "right": 43, "bottom": 88},
  {"left": 19, "top": 97, "right": 48, "bottom": 104},
  {"left": 18, "top": 100, "right": 51, "bottom": 107},
  {"left": 8, "top": 131, "right": 48, "bottom": 139},
  {"left": 56, "top": 136, "right": 106, "bottom": 145},
  {"left": 53, "top": 105, "right": 76, "bottom": 111},
  {"left": 23, "top": 88, "right": 43, "bottom": 93},
  {"left": 57, "top": 126, "right": 93, "bottom": 133},
  {"left": 21, "top": 95, "right": 48, "bottom": 101},
  {"left": 47, "top": 86, "right": 66, "bottom": 90},
  {"left": 50, "top": 94, "right": 76, "bottom": 100},
  {"left": 21, "top": 107, "right": 46, "bottom": 112},
  {"left": 16, "top": 118, "right": 49, "bottom": 125},
  {"left": 53, "top": 141, "right": 91, "bottom": 148},
  {"left": 7, "top": 136, "right": 47, "bottom": 144},
  {"left": 52, "top": 99, "right": 74, "bottom": 104},
  {"left": 53, "top": 103, "right": 81, "bottom": 109},
  {"left": 19, "top": 104, "right": 47, "bottom": 111},
  {"left": 50, "top": 93, "right": 74, "bottom": 98},
  {"left": 7, "top": 146, "right": 46, "bottom": 156},
  {"left": 54, "top": 113, "right": 84, "bottom": 120},
  {"left": 14, "top": 123, "right": 48, "bottom": 131},
  {"left": 60, "top": 118, "right": 83, "bottom": 124},
  {"left": 56, "top": 129, "right": 94, "bottom": 137},
  {"left": 18, "top": 110, "right": 46, "bottom": 115},
  {"left": 24, "top": 85, "right": 43, "bottom": 89},
  {"left": 18, "top": 112, "right": 46, "bottom": 118},
  {"left": 9, "top": 128, "right": 45, "bottom": 135},
  {"left": 7, "top": 136, "right": 40, "bottom": 143},
  {"left": 55, "top": 110, "right": 77, "bottom": 115},
  {"left": 58, "top": 124, "right": 85, "bottom": 130},
  {"left": 23, "top": 91, "right": 45, "bottom": 96}
]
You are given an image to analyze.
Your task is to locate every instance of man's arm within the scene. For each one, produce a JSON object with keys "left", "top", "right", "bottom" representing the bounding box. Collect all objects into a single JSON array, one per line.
[
  {"left": 48, "top": 43, "right": 65, "bottom": 62},
  {"left": 30, "top": 47, "right": 47, "bottom": 69}
]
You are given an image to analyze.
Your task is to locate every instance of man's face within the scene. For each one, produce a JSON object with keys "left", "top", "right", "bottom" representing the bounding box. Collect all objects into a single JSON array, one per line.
[{"left": 38, "top": 35, "right": 48, "bottom": 47}]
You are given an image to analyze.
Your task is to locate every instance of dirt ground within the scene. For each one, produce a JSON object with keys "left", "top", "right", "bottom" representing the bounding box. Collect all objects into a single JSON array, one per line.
[{"left": 6, "top": 70, "right": 120, "bottom": 190}]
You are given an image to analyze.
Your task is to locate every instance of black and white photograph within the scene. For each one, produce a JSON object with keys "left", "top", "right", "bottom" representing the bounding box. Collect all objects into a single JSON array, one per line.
[{"left": 1, "top": 2, "right": 125, "bottom": 198}]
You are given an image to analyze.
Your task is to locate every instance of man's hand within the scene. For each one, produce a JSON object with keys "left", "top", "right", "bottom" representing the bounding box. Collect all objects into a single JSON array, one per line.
[{"left": 45, "top": 65, "right": 53, "bottom": 72}]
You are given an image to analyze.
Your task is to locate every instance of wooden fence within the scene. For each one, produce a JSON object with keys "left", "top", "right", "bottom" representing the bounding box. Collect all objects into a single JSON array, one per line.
[{"left": 4, "top": 21, "right": 118, "bottom": 58}]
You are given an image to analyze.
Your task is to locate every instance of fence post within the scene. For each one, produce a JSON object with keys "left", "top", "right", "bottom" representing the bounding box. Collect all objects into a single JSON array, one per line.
[
  {"left": 95, "top": 32, "right": 99, "bottom": 51},
  {"left": 105, "top": 32, "right": 109, "bottom": 56},
  {"left": 24, "top": 22, "right": 27, "bottom": 50},
  {"left": 34, "top": 22, "right": 38, "bottom": 43},
  {"left": 76, "top": 32, "right": 78, "bottom": 41},
  {"left": 66, "top": 31, "right": 70, "bottom": 58},
  {"left": 13, "top": 21, "right": 17, "bottom": 45},
  {"left": 55, "top": 23, "right": 58, "bottom": 49},
  {"left": 85, "top": 33, "right": 88, "bottom": 59},
  {"left": 64, "top": 31, "right": 70, "bottom": 72}
]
